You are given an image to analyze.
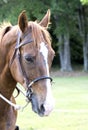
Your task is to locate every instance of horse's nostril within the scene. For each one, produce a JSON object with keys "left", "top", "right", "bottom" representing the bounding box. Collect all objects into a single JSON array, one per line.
[{"left": 40, "top": 104, "right": 45, "bottom": 115}]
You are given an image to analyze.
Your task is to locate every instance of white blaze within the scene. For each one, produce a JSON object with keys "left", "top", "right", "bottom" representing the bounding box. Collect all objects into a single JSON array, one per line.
[{"left": 40, "top": 42, "right": 54, "bottom": 116}]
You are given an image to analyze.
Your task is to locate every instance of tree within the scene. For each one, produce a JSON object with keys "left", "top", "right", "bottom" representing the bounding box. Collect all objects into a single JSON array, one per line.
[
  {"left": 81, "top": 0, "right": 88, "bottom": 4},
  {"left": 0, "top": 0, "right": 86, "bottom": 71},
  {"left": 51, "top": 0, "right": 81, "bottom": 71},
  {"left": 77, "top": 4, "right": 88, "bottom": 71}
]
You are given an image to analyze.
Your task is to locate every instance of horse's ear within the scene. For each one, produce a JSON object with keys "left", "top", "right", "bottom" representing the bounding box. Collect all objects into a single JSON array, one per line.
[
  {"left": 18, "top": 10, "right": 28, "bottom": 33},
  {"left": 39, "top": 9, "right": 51, "bottom": 28}
]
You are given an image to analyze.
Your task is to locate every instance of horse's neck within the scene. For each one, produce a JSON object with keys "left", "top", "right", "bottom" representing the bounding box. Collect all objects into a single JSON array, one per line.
[
  {"left": 0, "top": 62, "right": 16, "bottom": 100},
  {"left": 0, "top": 27, "right": 17, "bottom": 99}
]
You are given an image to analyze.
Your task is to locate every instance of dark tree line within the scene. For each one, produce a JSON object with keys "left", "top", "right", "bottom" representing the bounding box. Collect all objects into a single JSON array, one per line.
[{"left": 0, "top": 0, "right": 88, "bottom": 71}]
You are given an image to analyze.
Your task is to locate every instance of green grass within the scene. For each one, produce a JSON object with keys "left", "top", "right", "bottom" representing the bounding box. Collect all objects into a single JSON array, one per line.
[{"left": 16, "top": 76, "right": 88, "bottom": 130}]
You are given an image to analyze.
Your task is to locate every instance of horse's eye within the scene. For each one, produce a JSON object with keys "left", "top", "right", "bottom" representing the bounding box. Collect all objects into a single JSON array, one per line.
[{"left": 25, "top": 55, "right": 34, "bottom": 63}]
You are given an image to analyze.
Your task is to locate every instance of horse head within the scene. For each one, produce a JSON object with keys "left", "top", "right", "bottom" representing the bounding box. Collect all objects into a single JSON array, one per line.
[{"left": 10, "top": 10, "right": 55, "bottom": 116}]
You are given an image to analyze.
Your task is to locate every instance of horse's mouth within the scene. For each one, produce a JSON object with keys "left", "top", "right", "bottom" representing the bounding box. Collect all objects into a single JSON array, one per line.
[
  {"left": 29, "top": 94, "right": 45, "bottom": 117},
  {"left": 32, "top": 102, "right": 45, "bottom": 117}
]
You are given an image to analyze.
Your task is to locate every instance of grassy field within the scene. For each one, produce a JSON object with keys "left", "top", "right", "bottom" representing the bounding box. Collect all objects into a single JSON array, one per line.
[{"left": 16, "top": 74, "right": 88, "bottom": 130}]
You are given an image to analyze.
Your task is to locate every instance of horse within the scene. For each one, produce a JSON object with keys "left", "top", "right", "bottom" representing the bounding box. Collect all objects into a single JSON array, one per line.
[{"left": 0, "top": 9, "right": 55, "bottom": 130}]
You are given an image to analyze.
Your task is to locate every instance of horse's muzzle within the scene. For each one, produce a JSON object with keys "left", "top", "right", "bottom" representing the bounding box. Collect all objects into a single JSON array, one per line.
[
  {"left": 29, "top": 93, "right": 44, "bottom": 116},
  {"left": 30, "top": 93, "right": 54, "bottom": 116}
]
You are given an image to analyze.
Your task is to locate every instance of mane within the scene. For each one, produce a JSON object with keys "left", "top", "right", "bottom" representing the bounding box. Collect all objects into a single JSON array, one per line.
[
  {"left": 0, "top": 22, "right": 12, "bottom": 32},
  {"left": 28, "top": 21, "right": 51, "bottom": 47},
  {"left": 0, "top": 22, "right": 12, "bottom": 42}
]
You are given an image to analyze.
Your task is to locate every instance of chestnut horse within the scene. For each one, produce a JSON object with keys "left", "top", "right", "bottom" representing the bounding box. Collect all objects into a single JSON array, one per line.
[{"left": 0, "top": 10, "right": 55, "bottom": 130}]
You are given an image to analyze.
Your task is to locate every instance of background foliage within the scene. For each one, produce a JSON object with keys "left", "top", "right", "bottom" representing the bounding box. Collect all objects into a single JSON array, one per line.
[{"left": 0, "top": 0, "right": 88, "bottom": 70}]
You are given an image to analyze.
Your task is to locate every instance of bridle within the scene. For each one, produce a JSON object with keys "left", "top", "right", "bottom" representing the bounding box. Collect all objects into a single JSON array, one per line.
[{"left": 10, "top": 31, "right": 52, "bottom": 101}]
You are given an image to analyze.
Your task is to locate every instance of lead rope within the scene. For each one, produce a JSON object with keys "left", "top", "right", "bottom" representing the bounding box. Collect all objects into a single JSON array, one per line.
[
  {"left": 0, "top": 90, "right": 30, "bottom": 111},
  {"left": 0, "top": 93, "right": 21, "bottom": 110}
]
